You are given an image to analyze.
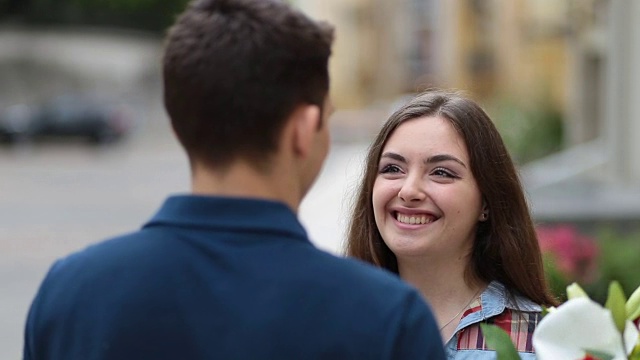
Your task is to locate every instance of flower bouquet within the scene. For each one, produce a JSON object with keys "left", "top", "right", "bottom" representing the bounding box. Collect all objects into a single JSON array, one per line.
[{"left": 481, "top": 282, "right": 640, "bottom": 360}]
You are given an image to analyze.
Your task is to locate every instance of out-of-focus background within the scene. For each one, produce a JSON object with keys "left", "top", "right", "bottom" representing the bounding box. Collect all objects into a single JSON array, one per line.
[{"left": 1, "top": 0, "right": 639, "bottom": 358}]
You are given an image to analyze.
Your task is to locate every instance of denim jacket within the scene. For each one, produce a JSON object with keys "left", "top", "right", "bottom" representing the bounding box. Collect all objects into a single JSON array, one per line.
[{"left": 444, "top": 281, "right": 542, "bottom": 360}]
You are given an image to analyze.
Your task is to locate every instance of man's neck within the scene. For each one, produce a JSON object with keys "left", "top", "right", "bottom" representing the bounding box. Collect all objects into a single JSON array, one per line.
[{"left": 191, "top": 160, "right": 302, "bottom": 212}]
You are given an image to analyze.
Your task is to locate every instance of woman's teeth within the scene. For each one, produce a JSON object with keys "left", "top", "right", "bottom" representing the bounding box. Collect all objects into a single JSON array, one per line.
[{"left": 396, "top": 214, "right": 433, "bottom": 225}]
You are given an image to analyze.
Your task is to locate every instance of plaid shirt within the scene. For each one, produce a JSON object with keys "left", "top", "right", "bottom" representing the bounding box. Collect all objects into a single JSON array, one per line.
[{"left": 444, "top": 281, "right": 542, "bottom": 359}]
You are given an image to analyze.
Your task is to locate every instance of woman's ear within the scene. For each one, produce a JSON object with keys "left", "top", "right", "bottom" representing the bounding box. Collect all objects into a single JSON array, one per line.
[{"left": 479, "top": 200, "right": 489, "bottom": 221}]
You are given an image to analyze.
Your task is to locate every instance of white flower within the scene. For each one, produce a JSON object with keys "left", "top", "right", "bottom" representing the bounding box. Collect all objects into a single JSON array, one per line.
[{"left": 533, "top": 297, "right": 639, "bottom": 360}]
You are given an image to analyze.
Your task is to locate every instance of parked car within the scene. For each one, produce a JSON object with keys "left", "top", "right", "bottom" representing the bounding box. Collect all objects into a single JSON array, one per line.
[
  {"left": 0, "top": 94, "right": 134, "bottom": 144},
  {"left": 0, "top": 104, "right": 34, "bottom": 143}
]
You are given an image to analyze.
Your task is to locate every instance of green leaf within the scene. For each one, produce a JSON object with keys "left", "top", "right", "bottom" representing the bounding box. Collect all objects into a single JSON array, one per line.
[
  {"left": 479, "top": 323, "right": 520, "bottom": 360},
  {"left": 626, "top": 284, "right": 640, "bottom": 321},
  {"left": 566, "top": 282, "right": 589, "bottom": 300},
  {"left": 630, "top": 341, "right": 640, "bottom": 360},
  {"left": 604, "top": 281, "right": 627, "bottom": 333},
  {"left": 540, "top": 305, "right": 556, "bottom": 317}
]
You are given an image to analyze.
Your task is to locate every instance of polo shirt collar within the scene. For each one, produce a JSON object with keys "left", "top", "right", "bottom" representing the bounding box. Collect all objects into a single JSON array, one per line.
[{"left": 144, "top": 195, "right": 308, "bottom": 241}]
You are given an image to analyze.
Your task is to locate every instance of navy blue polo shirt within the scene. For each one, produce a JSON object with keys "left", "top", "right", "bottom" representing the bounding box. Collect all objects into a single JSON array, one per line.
[{"left": 24, "top": 195, "right": 444, "bottom": 359}]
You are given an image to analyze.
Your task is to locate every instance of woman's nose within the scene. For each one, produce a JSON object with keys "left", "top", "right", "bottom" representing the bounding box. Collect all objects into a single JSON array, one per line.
[{"left": 397, "top": 176, "right": 426, "bottom": 202}]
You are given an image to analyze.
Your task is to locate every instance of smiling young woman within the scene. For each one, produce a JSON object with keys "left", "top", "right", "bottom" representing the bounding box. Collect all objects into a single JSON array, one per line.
[{"left": 346, "top": 89, "right": 558, "bottom": 358}]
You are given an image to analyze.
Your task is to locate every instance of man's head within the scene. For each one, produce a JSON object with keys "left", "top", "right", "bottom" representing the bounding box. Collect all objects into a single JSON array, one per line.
[{"left": 163, "top": 0, "right": 334, "bottom": 174}]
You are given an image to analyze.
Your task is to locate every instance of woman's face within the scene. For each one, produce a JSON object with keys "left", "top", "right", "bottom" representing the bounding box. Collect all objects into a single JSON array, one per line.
[{"left": 372, "top": 116, "right": 484, "bottom": 261}]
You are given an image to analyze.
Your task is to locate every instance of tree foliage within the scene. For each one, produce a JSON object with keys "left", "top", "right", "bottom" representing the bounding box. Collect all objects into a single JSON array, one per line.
[{"left": 0, "top": 0, "right": 191, "bottom": 32}]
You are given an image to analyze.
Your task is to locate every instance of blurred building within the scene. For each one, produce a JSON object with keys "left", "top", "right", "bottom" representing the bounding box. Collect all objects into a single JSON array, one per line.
[
  {"left": 296, "top": 0, "right": 640, "bottom": 224},
  {"left": 294, "top": 0, "right": 570, "bottom": 109},
  {"left": 294, "top": 0, "right": 422, "bottom": 108}
]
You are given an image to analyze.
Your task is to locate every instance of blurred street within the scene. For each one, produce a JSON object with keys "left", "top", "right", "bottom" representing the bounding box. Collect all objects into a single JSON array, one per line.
[{"left": 0, "top": 122, "right": 371, "bottom": 359}]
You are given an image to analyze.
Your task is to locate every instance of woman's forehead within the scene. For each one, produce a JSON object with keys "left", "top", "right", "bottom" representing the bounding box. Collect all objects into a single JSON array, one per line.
[{"left": 382, "top": 116, "right": 469, "bottom": 158}]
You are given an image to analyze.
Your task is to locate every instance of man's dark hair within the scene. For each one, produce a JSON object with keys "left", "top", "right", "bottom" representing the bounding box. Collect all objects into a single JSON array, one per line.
[{"left": 163, "top": 0, "right": 334, "bottom": 170}]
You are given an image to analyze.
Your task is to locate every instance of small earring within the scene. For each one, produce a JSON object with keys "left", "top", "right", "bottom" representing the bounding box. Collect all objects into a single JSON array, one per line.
[{"left": 481, "top": 212, "right": 488, "bottom": 220}]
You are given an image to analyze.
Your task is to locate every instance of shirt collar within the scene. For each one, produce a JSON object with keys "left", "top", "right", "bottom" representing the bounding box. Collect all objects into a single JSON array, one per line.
[
  {"left": 143, "top": 195, "right": 309, "bottom": 241},
  {"left": 455, "top": 281, "right": 542, "bottom": 332}
]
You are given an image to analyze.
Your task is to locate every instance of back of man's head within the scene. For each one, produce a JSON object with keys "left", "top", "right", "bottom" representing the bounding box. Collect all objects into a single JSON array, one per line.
[{"left": 163, "top": 0, "right": 334, "bottom": 171}]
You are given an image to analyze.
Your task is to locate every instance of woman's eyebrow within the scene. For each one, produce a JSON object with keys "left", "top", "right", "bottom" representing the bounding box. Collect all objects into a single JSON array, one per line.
[
  {"left": 425, "top": 154, "right": 467, "bottom": 168},
  {"left": 380, "top": 152, "right": 406, "bottom": 163}
]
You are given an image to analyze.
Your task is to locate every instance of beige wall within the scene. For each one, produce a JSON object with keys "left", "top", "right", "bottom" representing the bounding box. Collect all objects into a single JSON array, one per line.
[
  {"left": 433, "top": 0, "right": 569, "bottom": 107},
  {"left": 295, "top": 0, "right": 571, "bottom": 110},
  {"left": 295, "top": 0, "right": 412, "bottom": 109},
  {"left": 295, "top": 0, "right": 373, "bottom": 108}
]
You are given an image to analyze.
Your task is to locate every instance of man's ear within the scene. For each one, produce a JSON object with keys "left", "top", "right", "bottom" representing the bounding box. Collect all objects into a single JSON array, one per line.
[{"left": 290, "top": 104, "right": 321, "bottom": 158}]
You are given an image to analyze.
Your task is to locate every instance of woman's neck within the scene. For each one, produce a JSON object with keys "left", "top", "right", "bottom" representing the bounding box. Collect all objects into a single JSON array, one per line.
[
  {"left": 397, "top": 255, "right": 486, "bottom": 343},
  {"left": 398, "top": 253, "right": 472, "bottom": 300}
]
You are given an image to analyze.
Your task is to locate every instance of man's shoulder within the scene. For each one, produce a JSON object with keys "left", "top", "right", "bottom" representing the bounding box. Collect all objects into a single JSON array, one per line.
[
  {"left": 293, "top": 249, "right": 432, "bottom": 312},
  {"left": 299, "top": 248, "right": 416, "bottom": 291},
  {"left": 45, "top": 228, "right": 175, "bottom": 281},
  {"left": 287, "top": 249, "right": 445, "bottom": 357}
]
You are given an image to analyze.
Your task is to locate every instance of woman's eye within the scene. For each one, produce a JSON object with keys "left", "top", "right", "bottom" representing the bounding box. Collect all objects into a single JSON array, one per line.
[
  {"left": 379, "top": 164, "right": 402, "bottom": 174},
  {"left": 432, "top": 168, "right": 457, "bottom": 178}
]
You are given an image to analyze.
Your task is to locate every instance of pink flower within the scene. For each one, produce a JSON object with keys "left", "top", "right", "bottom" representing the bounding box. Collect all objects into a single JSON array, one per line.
[{"left": 537, "top": 225, "right": 599, "bottom": 283}]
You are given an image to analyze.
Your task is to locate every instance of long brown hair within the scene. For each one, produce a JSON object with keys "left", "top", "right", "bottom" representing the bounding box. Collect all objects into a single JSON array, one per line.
[{"left": 346, "top": 89, "right": 557, "bottom": 307}]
